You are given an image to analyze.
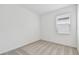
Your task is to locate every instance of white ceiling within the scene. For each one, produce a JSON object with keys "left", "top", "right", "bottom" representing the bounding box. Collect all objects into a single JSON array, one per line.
[{"left": 19, "top": 4, "right": 72, "bottom": 15}]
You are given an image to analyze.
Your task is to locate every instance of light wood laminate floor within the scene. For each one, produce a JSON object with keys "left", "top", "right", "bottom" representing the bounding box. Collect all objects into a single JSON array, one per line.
[{"left": 2, "top": 40, "right": 78, "bottom": 55}]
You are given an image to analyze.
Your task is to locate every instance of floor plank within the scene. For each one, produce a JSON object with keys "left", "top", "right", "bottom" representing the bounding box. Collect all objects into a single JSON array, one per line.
[{"left": 2, "top": 40, "right": 78, "bottom": 55}]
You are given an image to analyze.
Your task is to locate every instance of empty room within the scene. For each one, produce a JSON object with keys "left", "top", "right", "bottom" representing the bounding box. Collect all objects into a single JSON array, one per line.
[{"left": 0, "top": 4, "right": 79, "bottom": 55}]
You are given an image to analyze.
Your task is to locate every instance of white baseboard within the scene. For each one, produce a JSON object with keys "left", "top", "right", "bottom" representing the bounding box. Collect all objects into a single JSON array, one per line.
[
  {"left": 40, "top": 37, "right": 77, "bottom": 48},
  {"left": 0, "top": 39, "right": 40, "bottom": 54}
]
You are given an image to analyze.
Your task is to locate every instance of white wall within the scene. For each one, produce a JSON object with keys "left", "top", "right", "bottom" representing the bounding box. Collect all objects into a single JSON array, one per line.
[
  {"left": 77, "top": 5, "right": 79, "bottom": 52},
  {"left": 0, "top": 5, "right": 40, "bottom": 54},
  {"left": 41, "top": 5, "right": 77, "bottom": 48}
]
